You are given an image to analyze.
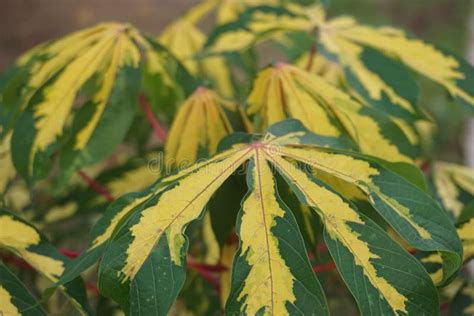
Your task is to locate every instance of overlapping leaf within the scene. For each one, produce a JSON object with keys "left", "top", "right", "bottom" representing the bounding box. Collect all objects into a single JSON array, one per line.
[
  {"left": 0, "top": 209, "right": 90, "bottom": 314},
  {"left": 90, "top": 120, "right": 460, "bottom": 315},
  {"left": 248, "top": 63, "right": 417, "bottom": 162},
  {"left": 0, "top": 22, "right": 192, "bottom": 187},
  {"left": 0, "top": 262, "right": 47, "bottom": 316}
]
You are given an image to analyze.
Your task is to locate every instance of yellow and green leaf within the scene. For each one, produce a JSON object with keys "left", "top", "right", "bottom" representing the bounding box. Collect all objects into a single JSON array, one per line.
[
  {"left": 274, "top": 145, "right": 462, "bottom": 283},
  {"left": 202, "top": 3, "right": 474, "bottom": 115},
  {"left": 159, "top": 16, "right": 233, "bottom": 97},
  {"left": 316, "top": 14, "right": 474, "bottom": 114},
  {"left": 226, "top": 147, "right": 328, "bottom": 315},
  {"left": 417, "top": 209, "right": 474, "bottom": 286},
  {"left": 165, "top": 87, "right": 248, "bottom": 166},
  {"left": 204, "top": 5, "right": 315, "bottom": 55},
  {"left": 99, "top": 146, "right": 252, "bottom": 313},
  {"left": 457, "top": 217, "right": 474, "bottom": 262},
  {"left": 248, "top": 63, "right": 418, "bottom": 162},
  {"left": 432, "top": 161, "right": 474, "bottom": 220},
  {"left": 0, "top": 209, "right": 90, "bottom": 314},
  {"left": 267, "top": 153, "right": 438, "bottom": 314},
  {"left": 0, "top": 132, "right": 15, "bottom": 193},
  {"left": 0, "top": 262, "right": 47, "bottom": 316},
  {"left": 449, "top": 281, "right": 474, "bottom": 316},
  {"left": 0, "top": 23, "right": 192, "bottom": 188},
  {"left": 89, "top": 119, "right": 460, "bottom": 315}
]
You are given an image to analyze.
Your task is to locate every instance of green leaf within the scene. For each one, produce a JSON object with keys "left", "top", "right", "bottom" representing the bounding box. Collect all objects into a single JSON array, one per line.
[{"left": 141, "top": 37, "right": 197, "bottom": 122}]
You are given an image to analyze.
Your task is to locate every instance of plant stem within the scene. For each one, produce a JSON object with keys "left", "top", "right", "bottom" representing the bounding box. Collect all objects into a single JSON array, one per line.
[
  {"left": 313, "top": 262, "right": 336, "bottom": 273},
  {"left": 139, "top": 94, "right": 167, "bottom": 144},
  {"left": 59, "top": 248, "right": 80, "bottom": 259},
  {"left": 305, "top": 42, "right": 317, "bottom": 71},
  {"left": 77, "top": 170, "right": 114, "bottom": 202}
]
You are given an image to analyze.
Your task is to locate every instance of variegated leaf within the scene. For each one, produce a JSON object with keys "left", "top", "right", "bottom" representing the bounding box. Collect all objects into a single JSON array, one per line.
[
  {"left": 449, "top": 281, "right": 474, "bottom": 316},
  {"left": 248, "top": 63, "right": 418, "bottom": 162},
  {"left": 0, "top": 132, "right": 15, "bottom": 193},
  {"left": 214, "top": 0, "right": 279, "bottom": 25},
  {"left": 159, "top": 16, "right": 234, "bottom": 97},
  {"left": 219, "top": 242, "right": 237, "bottom": 309},
  {"left": 203, "top": 2, "right": 474, "bottom": 115},
  {"left": 0, "top": 262, "right": 47, "bottom": 316},
  {"left": 264, "top": 152, "right": 439, "bottom": 315},
  {"left": 417, "top": 209, "right": 473, "bottom": 286},
  {"left": 226, "top": 148, "right": 328, "bottom": 315},
  {"left": 0, "top": 23, "right": 191, "bottom": 187},
  {"left": 99, "top": 147, "right": 253, "bottom": 313},
  {"left": 457, "top": 217, "right": 474, "bottom": 263},
  {"left": 93, "top": 119, "right": 459, "bottom": 315},
  {"left": 316, "top": 14, "right": 474, "bottom": 114},
  {"left": 165, "top": 87, "right": 248, "bottom": 166},
  {"left": 294, "top": 53, "right": 343, "bottom": 86},
  {"left": 432, "top": 161, "right": 474, "bottom": 220},
  {"left": 200, "top": 0, "right": 328, "bottom": 27},
  {"left": 58, "top": 184, "right": 163, "bottom": 287},
  {"left": 0, "top": 209, "right": 90, "bottom": 314},
  {"left": 273, "top": 146, "right": 462, "bottom": 285},
  {"left": 204, "top": 5, "right": 316, "bottom": 55}
]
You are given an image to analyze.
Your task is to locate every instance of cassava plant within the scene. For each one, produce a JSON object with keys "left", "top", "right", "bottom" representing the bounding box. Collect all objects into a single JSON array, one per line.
[{"left": 1, "top": 0, "right": 474, "bottom": 315}]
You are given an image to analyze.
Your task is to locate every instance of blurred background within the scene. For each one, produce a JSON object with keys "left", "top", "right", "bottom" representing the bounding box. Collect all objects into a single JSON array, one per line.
[{"left": 0, "top": 0, "right": 472, "bottom": 162}]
